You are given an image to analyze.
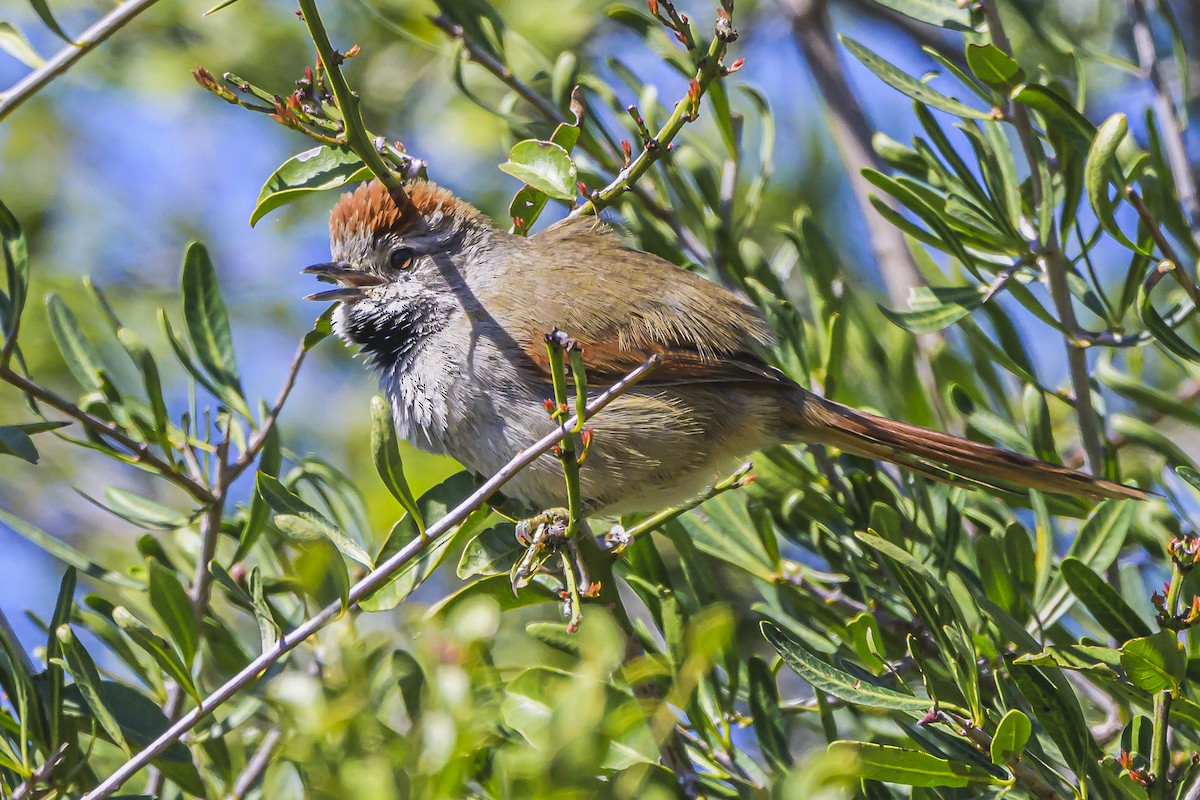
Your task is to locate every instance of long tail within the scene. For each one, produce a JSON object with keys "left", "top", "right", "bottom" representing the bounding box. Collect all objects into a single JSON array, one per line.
[{"left": 790, "top": 394, "right": 1148, "bottom": 501}]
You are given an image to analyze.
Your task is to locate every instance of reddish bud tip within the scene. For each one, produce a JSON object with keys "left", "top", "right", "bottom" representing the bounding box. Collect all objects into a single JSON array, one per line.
[
  {"left": 344, "top": 43, "right": 361, "bottom": 58},
  {"left": 729, "top": 57, "right": 745, "bottom": 72},
  {"left": 543, "top": 399, "right": 556, "bottom": 412},
  {"left": 576, "top": 181, "right": 589, "bottom": 196}
]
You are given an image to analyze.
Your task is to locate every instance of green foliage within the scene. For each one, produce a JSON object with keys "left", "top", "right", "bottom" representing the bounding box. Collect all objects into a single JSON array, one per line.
[{"left": 1, "top": 0, "right": 1200, "bottom": 799}]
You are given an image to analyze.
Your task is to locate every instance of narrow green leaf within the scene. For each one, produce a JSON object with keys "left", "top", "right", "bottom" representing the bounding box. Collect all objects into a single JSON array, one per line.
[
  {"left": 58, "top": 624, "right": 129, "bottom": 753},
  {"left": 762, "top": 622, "right": 934, "bottom": 715},
  {"left": 1061, "top": 557, "right": 1152, "bottom": 643},
  {"left": 828, "top": 741, "right": 1004, "bottom": 787},
  {"left": 273, "top": 513, "right": 373, "bottom": 568},
  {"left": 0, "top": 425, "right": 38, "bottom": 462},
  {"left": 147, "top": 559, "right": 198, "bottom": 666},
  {"left": 1139, "top": 284, "right": 1200, "bottom": 364},
  {"left": 181, "top": 242, "right": 249, "bottom": 418},
  {"left": 879, "top": 285, "right": 984, "bottom": 334},
  {"left": 370, "top": 395, "right": 424, "bottom": 535},
  {"left": 1011, "top": 83, "right": 1096, "bottom": 154},
  {"left": 46, "top": 293, "right": 106, "bottom": 391},
  {"left": 841, "top": 37, "right": 991, "bottom": 119},
  {"left": 1096, "top": 357, "right": 1200, "bottom": 428},
  {"left": 0, "top": 507, "right": 141, "bottom": 588},
  {"left": 498, "top": 139, "right": 578, "bottom": 200},
  {"left": 990, "top": 709, "right": 1032, "bottom": 764},
  {"left": 0, "top": 194, "right": 28, "bottom": 343},
  {"left": 113, "top": 607, "right": 201, "bottom": 704},
  {"left": 27, "top": 0, "right": 74, "bottom": 43},
  {"left": 965, "top": 43, "right": 1023, "bottom": 91},
  {"left": 0, "top": 22, "right": 43, "bottom": 67},
  {"left": 45, "top": 566, "right": 75, "bottom": 745},
  {"left": 250, "top": 146, "right": 372, "bottom": 226},
  {"left": 748, "top": 656, "right": 792, "bottom": 771},
  {"left": 1120, "top": 631, "right": 1185, "bottom": 693},
  {"left": 101, "top": 487, "right": 190, "bottom": 530},
  {"left": 868, "top": 0, "right": 972, "bottom": 29},
  {"left": 303, "top": 304, "right": 336, "bottom": 351},
  {"left": 248, "top": 567, "right": 280, "bottom": 654},
  {"left": 1009, "top": 662, "right": 1092, "bottom": 772},
  {"left": 1085, "top": 114, "right": 1141, "bottom": 253}
]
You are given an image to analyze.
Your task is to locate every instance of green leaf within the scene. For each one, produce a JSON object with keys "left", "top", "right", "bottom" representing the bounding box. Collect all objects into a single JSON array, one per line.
[
  {"left": 762, "top": 622, "right": 934, "bottom": 715},
  {"left": 181, "top": 242, "right": 250, "bottom": 418},
  {"left": 430, "top": 574, "right": 558, "bottom": 619},
  {"left": 1010, "top": 83, "right": 1096, "bottom": 154},
  {"left": 0, "top": 194, "right": 28, "bottom": 343},
  {"left": 990, "top": 709, "right": 1031, "bottom": 764},
  {"left": 841, "top": 37, "right": 991, "bottom": 119},
  {"left": 147, "top": 558, "right": 198, "bottom": 666},
  {"left": 1120, "top": 631, "right": 1185, "bottom": 693},
  {"left": 1061, "top": 557, "right": 1152, "bottom": 643},
  {"left": 1009, "top": 662, "right": 1092, "bottom": 772},
  {"left": 0, "top": 507, "right": 141, "bottom": 588},
  {"left": 879, "top": 285, "right": 984, "bottom": 334},
  {"left": 1177, "top": 465, "right": 1200, "bottom": 495},
  {"left": 456, "top": 523, "right": 521, "bottom": 579},
  {"left": 748, "top": 656, "right": 792, "bottom": 771},
  {"left": 27, "top": 0, "right": 74, "bottom": 43},
  {"left": 498, "top": 139, "right": 578, "bottom": 201},
  {"left": 250, "top": 146, "right": 372, "bottom": 226},
  {"left": 0, "top": 425, "right": 38, "bottom": 462},
  {"left": 303, "top": 304, "right": 336, "bottom": 351},
  {"left": 101, "top": 487, "right": 191, "bottom": 530},
  {"left": 676, "top": 491, "right": 775, "bottom": 581},
  {"left": 1085, "top": 113, "right": 1141, "bottom": 253},
  {"left": 868, "top": 0, "right": 972, "bottom": 29},
  {"left": 274, "top": 513, "right": 373, "bottom": 568},
  {"left": 965, "top": 43, "right": 1023, "bottom": 91},
  {"left": 0, "top": 21, "right": 42, "bottom": 67},
  {"left": 1096, "top": 356, "right": 1200, "bottom": 428},
  {"left": 1139, "top": 284, "right": 1200, "bottom": 364},
  {"left": 113, "top": 607, "right": 201, "bottom": 704},
  {"left": 45, "top": 566, "right": 74, "bottom": 745},
  {"left": 57, "top": 624, "right": 129, "bottom": 753},
  {"left": 828, "top": 741, "right": 1004, "bottom": 787},
  {"left": 510, "top": 119, "right": 582, "bottom": 233},
  {"left": 371, "top": 396, "right": 424, "bottom": 535},
  {"left": 46, "top": 293, "right": 106, "bottom": 391}
]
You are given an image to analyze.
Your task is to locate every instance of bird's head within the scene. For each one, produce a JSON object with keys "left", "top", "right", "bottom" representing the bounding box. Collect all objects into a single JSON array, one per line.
[{"left": 303, "top": 179, "right": 492, "bottom": 372}]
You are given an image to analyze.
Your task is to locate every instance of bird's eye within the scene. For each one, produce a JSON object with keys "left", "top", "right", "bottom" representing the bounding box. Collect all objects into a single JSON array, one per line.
[{"left": 389, "top": 246, "right": 416, "bottom": 272}]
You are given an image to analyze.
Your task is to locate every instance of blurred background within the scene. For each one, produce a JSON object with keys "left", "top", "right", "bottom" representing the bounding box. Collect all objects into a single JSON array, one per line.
[{"left": 0, "top": 0, "right": 1195, "bottom": 685}]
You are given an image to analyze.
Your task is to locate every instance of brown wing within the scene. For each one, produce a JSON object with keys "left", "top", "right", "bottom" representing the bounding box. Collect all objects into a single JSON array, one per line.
[{"left": 484, "top": 216, "right": 785, "bottom": 387}]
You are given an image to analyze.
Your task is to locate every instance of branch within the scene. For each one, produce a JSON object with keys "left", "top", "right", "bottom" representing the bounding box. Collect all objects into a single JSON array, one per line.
[
  {"left": 226, "top": 341, "right": 307, "bottom": 484},
  {"left": 0, "top": 0, "right": 161, "bottom": 122},
  {"left": 230, "top": 728, "right": 282, "bottom": 799},
  {"left": 981, "top": 1, "right": 1105, "bottom": 475},
  {"left": 430, "top": 12, "right": 711, "bottom": 262},
  {"left": 1129, "top": 0, "right": 1200, "bottom": 246},
  {"left": 296, "top": 0, "right": 409, "bottom": 207},
  {"left": 782, "top": 0, "right": 925, "bottom": 304},
  {"left": 569, "top": 6, "right": 739, "bottom": 218},
  {"left": 9, "top": 743, "right": 69, "bottom": 800},
  {"left": 80, "top": 355, "right": 661, "bottom": 800},
  {"left": 1127, "top": 187, "right": 1200, "bottom": 309},
  {"left": 0, "top": 365, "right": 214, "bottom": 503}
]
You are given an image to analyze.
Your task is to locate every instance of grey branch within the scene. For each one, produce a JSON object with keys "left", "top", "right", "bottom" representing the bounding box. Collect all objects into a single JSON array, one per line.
[
  {"left": 80, "top": 355, "right": 661, "bottom": 800},
  {"left": 0, "top": 0, "right": 162, "bottom": 122},
  {"left": 782, "top": 0, "right": 925, "bottom": 305}
]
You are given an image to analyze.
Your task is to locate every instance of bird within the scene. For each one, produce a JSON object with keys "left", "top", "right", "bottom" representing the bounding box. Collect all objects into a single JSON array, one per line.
[{"left": 303, "top": 179, "right": 1147, "bottom": 516}]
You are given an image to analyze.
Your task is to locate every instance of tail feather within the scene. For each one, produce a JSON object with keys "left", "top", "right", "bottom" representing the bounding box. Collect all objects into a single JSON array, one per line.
[{"left": 793, "top": 395, "right": 1148, "bottom": 502}]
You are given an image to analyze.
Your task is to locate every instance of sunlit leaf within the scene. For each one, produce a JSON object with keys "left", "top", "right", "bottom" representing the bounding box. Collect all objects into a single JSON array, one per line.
[{"left": 250, "top": 146, "right": 372, "bottom": 226}]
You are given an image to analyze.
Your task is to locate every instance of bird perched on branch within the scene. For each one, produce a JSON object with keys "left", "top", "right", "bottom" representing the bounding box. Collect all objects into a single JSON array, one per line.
[{"left": 304, "top": 180, "right": 1146, "bottom": 514}]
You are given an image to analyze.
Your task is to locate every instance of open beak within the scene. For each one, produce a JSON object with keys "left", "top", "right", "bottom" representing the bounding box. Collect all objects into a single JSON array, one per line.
[{"left": 301, "top": 261, "right": 387, "bottom": 301}]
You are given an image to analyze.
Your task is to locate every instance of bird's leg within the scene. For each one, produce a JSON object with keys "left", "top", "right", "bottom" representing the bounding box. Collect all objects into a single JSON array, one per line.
[{"left": 510, "top": 509, "right": 603, "bottom": 632}]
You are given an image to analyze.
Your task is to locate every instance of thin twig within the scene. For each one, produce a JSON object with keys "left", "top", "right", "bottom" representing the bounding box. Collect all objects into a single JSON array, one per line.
[
  {"left": 782, "top": 0, "right": 925, "bottom": 304},
  {"left": 0, "top": 365, "right": 214, "bottom": 502},
  {"left": 981, "top": 1, "right": 1105, "bottom": 475},
  {"left": 80, "top": 356, "right": 661, "bottom": 800},
  {"left": 570, "top": 7, "right": 739, "bottom": 218},
  {"left": 9, "top": 743, "right": 69, "bottom": 800},
  {"left": 1127, "top": 188, "right": 1200, "bottom": 309},
  {"left": 1129, "top": 0, "right": 1200, "bottom": 245},
  {"left": 675, "top": 725, "right": 762, "bottom": 789},
  {"left": 0, "top": 0, "right": 162, "bottom": 121},
  {"left": 228, "top": 728, "right": 282, "bottom": 800},
  {"left": 430, "top": 12, "right": 710, "bottom": 262},
  {"left": 950, "top": 714, "right": 1065, "bottom": 799},
  {"left": 226, "top": 342, "right": 307, "bottom": 484}
]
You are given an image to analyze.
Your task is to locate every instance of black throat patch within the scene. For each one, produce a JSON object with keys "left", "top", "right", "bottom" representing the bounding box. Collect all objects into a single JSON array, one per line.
[{"left": 343, "top": 296, "right": 441, "bottom": 376}]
